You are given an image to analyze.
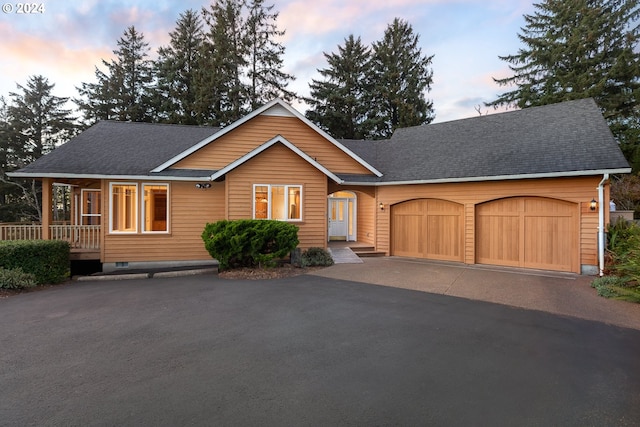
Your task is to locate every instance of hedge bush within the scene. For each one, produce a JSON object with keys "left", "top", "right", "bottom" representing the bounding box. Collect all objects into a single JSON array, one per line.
[
  {"left": 0, "top": 240, "right": 70, "bottom": 285},
  {"left": 301, "top": 247, "right": 334, "bottom": 267},
  {"left": 202, "top": 219, "right": 299, "bottom": 270},
  {"left": 0, "top": 267, "right": 37, "bottom": 290}
]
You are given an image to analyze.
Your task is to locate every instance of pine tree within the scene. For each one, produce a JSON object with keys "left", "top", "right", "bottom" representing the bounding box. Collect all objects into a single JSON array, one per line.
[
  {"left": 8, "top": 76, "right": 75, "bottom": 161},
  {"left": 199, "top": 0, "right": 247, "bottom": 126},
  {"left": 245, "top": 0, "right": 296, "bottom": 109},
  {"left": 155, "top": 10, "right": 205, "bottom": 124},
  {"left": 487, "top": 0, "right": 640, "bottom": 169},
  {"left": 2, "top": 76, "right": 76, "bottom": 221},
  {"left": 367, "top": 18, "right": 435, "bottom": 139},
  {"left": 306, "top": 35, "right": 373, "bottom": 139},
  {"left": 76, "top": 26, "right": 155, "bottom": 124}
]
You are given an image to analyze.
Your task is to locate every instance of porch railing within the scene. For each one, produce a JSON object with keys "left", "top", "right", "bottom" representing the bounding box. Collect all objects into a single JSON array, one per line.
[{"left": 0, "top": 223, "right": 101, "bottom": 250}]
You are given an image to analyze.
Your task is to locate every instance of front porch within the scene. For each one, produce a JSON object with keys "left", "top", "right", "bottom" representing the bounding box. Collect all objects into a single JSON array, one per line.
[{"left": 0, "top": 223, "right": 101, "bottom": 260}]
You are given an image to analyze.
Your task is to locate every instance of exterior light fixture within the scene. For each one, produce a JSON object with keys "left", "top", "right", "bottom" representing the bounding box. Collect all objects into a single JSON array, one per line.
[
  {"left": 590, "top": 198, "right": 597, "bottom": 211},
  {"left": 195, "top": 183, "right": 211, "bottom": 189},
  {"left": 379, "top": 202, "right": 384, "bottom": 211}
]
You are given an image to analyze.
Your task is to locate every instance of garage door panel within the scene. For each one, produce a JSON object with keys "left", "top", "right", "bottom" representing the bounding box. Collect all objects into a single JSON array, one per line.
[
  {"left": 476, "top": 215, "right": 520, "bottom": 265},
  {"left": 426, "top": 215, "right": 462, "bottom": 260},
  {"left": 392, "top": 214, "right": 423, "bottom": 257},
  {"left": 391, "top": 199, "right": 463, "bottom": 262},
  {"left": 524, "top": 215, "right": 575, "bottom": 271},
  {"left": 476, "top": 197, "right": 577, "bottom": 272}
]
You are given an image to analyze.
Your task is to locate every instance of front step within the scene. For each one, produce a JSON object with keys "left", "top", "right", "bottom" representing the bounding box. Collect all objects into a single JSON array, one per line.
[{"left": 349, "top": 246, "right": 386, "bottom": 258}]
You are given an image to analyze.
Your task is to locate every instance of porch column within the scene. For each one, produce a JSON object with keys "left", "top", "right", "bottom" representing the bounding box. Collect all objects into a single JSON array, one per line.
[{"left": 41, "top": 178, "right": 52, "bottom": 240}]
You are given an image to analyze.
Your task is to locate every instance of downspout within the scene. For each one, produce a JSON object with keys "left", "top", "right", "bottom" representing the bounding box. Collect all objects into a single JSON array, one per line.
[{"left": 597, "top": 173, "right": 609, "bottom": 276}]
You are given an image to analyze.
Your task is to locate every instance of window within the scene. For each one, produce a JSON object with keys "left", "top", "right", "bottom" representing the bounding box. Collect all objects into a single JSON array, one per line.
[
  {"left": 143, "top": 184, "right": 169, "bottom": 232},
  {"left": 253, "top": 184, "right": 302, "bottom": 221},
  {"left": 81, "top": 189, "right": 101, "bottom": 225},
  {"left": 110, "top": 183, "right": 138, "bottom": 233}
]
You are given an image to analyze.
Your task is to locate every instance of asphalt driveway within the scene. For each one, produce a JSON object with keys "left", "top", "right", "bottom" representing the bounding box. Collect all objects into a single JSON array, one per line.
[{"left": 1, "top": 273, "right": 640, "bottom": 426}]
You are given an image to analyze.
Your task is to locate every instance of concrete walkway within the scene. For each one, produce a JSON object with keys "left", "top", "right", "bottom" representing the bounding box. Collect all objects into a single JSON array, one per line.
[
  {"left": 310, "top": 256, "right": 640, "bottom": 330},
  {"left": 327, "top": 246, "right": 363, "bottom": 264}
]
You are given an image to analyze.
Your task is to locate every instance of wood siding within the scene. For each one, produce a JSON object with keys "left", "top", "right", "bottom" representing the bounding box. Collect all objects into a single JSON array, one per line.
[
  {"left": 226, "top": 143, "right": 328, "bottom": 249},
  {"left": 172, "top": 115, "right": 373, "bottom": 175},
  {"left": 376, "top": 176, "right": 604, "bottom": 273},
  {"left": 102, "top": 181, "right": 225, "bottom": 263}
]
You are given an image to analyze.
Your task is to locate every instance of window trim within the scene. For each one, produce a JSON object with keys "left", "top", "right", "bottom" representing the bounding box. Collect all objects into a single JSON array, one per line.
[
  {"left": 109, "top": 182, "right": 139, "bottom": 234},
  {"left": 141, "top": 183, "right": 170, "bottom": 234},
  {"left": 253, "top": 184, "right": 303, "bottom": 221},
  {"left": 80, "top": 189, "right": 101, "bottom": 225}
]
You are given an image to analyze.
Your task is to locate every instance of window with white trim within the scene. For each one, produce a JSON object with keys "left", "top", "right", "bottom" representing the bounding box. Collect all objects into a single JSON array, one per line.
[
  {"left": 110, "top": 183, "right": 138, "bottom": 233},
  {"left": 81, "top": 189, "right": 101, "bottom": 225},
  {"left": 143, "top": 183, "right": 169, "bottom": 233},
  {"left": 253, "top": 184, "right": 302, "bottom": 221}
]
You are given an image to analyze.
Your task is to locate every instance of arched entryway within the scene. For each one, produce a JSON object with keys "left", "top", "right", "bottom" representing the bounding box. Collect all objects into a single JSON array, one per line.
[{"left": 328, "top": 191, "right": 357, "bottom": 241}]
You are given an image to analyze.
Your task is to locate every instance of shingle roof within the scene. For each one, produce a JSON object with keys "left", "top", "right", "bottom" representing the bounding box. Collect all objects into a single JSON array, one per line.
[
  {"left": 12, "top": 98, "right": 630, "bottom": 183},
  {"left": 340, "top": 98, "right": 630, "bottom": 182},
  {"left": 16, "top": 121, "right": 219, "bottom": 177}
]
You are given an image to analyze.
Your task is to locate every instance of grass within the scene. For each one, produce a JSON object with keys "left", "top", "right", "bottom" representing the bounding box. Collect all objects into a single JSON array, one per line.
[{"left": 591, "top": 275, "right": 640, "bottom": 303}]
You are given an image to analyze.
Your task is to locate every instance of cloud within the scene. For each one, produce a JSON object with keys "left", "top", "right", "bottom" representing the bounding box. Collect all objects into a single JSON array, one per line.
[{"left": 0, "top": 22, "right": 113, "bottom": 97}]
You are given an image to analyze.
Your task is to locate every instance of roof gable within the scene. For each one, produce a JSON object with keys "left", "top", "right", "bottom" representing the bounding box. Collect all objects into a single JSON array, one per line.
[
  {"left": 210, "top": 135, "right": 343, "bottom": 184},
  {"left": 154, "top": 99, "right": 382, "bottom": 177}
]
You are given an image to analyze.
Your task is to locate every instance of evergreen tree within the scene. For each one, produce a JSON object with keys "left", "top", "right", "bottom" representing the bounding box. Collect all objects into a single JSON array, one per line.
[
  {"left": 245, "top": 0, "right": 296, "bottom": 109},
  {"left": 2, "top": 76, "right": 75, "bottom": 221},
  {"left": 155, "top": 10, "right": 205, "bottom": 125},
  {"left": 199, "top": 0, "right": 247, "bottom": 126},
  {"left": 306, "top": 35, "right": 373, "bottom": 139},
  {"left": 367, "top": 18, "right": 435, "bottom": 139},
  {"left": 8, "top": 76, "right": 75, "bottom": 162},
  {"left": 487, "top": 0, "right": 640, "bottom": 170},
  {"left": 76, "top": 26, "right": 155, "bottom": 124}
]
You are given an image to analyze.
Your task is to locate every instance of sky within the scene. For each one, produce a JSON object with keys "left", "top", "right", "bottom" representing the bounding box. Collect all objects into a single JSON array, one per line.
[{"left": 0, "top": 0, "right": 536, "bottom": 123}]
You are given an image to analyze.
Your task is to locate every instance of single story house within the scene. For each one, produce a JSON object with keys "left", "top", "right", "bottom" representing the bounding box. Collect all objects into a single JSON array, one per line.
[{"left": 7, "top": 98, "right": 631, "bottom": 274}]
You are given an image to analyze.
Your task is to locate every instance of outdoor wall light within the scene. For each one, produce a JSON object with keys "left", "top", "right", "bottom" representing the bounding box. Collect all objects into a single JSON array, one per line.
[
  {"left": 195, "top": 183, "right": 211, "bottom": 189},
  {"left": 379, "top": 202, "right": 384, "bottom": 211},
  {"left": 590, "top": 198, "right": 597, "bottom": 211}
]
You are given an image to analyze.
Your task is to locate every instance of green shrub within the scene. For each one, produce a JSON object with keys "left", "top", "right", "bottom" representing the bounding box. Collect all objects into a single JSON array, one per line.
[
  {"left": 301, "top": 247, "right": 334, "bottom": 267},
  {"left": 591, "top": 275, "right": 640, "bottom": 303},
  {"left": 202, "top": 219, "right": 299, "bottom": 270},
  {"left": 0, "top": 267, "right": 37, "bottom": 290},
  {"left": 605, "top": 218, "right": 640, "bottom": 284},
  {"left": 0, "top": 240, "right": 70, "bottom": 285},
  {"left": 607, "top": 217, "right": 640, "bottom": 257}
]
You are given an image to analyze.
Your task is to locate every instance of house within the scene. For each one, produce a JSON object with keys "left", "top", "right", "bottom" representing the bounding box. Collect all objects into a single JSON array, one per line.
[{"left": 6, "top": 98, "right": 631, "bottom": 275}]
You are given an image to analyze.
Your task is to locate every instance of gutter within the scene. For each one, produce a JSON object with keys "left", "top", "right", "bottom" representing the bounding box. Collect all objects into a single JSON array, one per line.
[
  {"left": 597, "top": 173, "right": 609, "bottom": 276},
  {"left": 341, "top": 168, "right": 631, "bottom": 186}
]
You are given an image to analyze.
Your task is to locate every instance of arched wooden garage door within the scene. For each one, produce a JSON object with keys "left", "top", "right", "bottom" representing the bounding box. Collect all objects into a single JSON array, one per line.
[
  {"left": 391, "top": 199, "right": 464, "bottom": 262},
  {"left": 476, "top": 197, "right": 578, "bottom": 272}
]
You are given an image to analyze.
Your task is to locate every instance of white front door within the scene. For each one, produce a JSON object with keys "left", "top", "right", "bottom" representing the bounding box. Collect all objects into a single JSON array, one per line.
[{"left": 328, "top": 198, "right": 348, "bottom": 240}]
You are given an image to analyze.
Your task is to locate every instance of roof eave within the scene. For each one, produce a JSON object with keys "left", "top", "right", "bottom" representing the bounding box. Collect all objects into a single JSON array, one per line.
[
  {"left": 342, "top": 168, "right": 632, "bottom": 186},
  {"left": 6, "top": 172, "right": 215, "bottom": 182}
]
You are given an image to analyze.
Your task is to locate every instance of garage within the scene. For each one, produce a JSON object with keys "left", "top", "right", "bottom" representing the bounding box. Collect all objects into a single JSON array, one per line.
[
  {"left": 391, "top": 199, "right": 464, "bottom": 262},
  {"left": 475, "top": 197, "right": 578, "bottom": 272}
]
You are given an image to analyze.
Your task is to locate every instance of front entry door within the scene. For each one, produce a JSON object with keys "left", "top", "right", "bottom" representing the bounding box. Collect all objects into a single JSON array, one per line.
[{"left": 328, "top": 198, "right": 348, "bottom": 240}]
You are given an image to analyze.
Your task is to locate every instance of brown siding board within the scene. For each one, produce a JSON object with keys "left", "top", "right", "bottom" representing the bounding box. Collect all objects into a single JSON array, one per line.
[
  {"left": 173, "top": 115, "right": 373, "bottom": 175},
  {"left": 103, "top": 181, "right": 225, "bottom": 263}
]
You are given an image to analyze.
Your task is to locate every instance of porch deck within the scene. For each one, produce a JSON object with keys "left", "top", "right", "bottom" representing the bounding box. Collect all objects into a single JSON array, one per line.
[{"left": 0, "top": 223, "right": 101, "bottom": 260}]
